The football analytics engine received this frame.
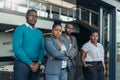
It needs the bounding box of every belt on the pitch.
[86,61,102,64]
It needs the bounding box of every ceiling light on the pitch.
[5,28,14,32]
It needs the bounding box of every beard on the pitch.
[29,22,35,26]
[27,20,37,27]
[66,31,71,35]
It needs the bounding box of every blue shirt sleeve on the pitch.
[12,27,32,66]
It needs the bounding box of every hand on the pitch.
[84,64,92,67]
[50,56,54,61]
[30,62,40,72]
[61,50,66,55]
[104,70,106,75]
[32,62,40,72]
[67,57,70,60]
[30,62,35,70]
[73,48,76,53]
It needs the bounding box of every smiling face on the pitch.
[90,32,99,43]
[26,10,37,28]
[52,25,62,39]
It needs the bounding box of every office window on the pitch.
[0,0,4,8]
[116,11,120,62]
[91,13,99,28]
[29,0,40,10]
[81,8,89,24]
[5,0,12,9]
[52,5,60,19]
[60,15,68,21]
[18,5,27,13]
[14,0,27,12]
[116,10,120,80]
[39,3,49,17]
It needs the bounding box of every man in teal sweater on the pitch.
[12,9,45,80]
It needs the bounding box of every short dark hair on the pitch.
[26,9,37,16]
[90,30,98,36]
[66,22,73,25]
[65,22,73,28]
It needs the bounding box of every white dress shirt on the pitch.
[25,23,36,30]
[61,44,67,68]
[69,44,72,49]
[82,41,104,62]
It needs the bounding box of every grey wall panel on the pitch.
[0,32,14,57]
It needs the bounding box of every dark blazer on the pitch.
[45,36,75,75]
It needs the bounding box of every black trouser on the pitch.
[83,61,105,80]
[14,60,40,80]
[67,65,75,80]
[67,59,76,80]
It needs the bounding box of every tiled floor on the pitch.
[0,65,45,80]
[1,62,120,80]
[0,71,13,80]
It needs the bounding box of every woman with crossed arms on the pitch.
[45,22,76,80]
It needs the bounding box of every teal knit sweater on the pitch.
[12,24,45,66]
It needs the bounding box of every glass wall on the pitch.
[91,13,98,29]
[81,8,89,24]
[0,0,4,8]
[15,0,28,13]
[76,6,99,29]
[116,10,120,80]
[0,0,99,27]
[102,10,110,80]
[0,0,76,21]
[99,7,112,80]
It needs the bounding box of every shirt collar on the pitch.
[25,23,36,30]
[89,40,98,47]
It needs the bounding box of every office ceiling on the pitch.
[0,23,16,32]
[0,23,51,33]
